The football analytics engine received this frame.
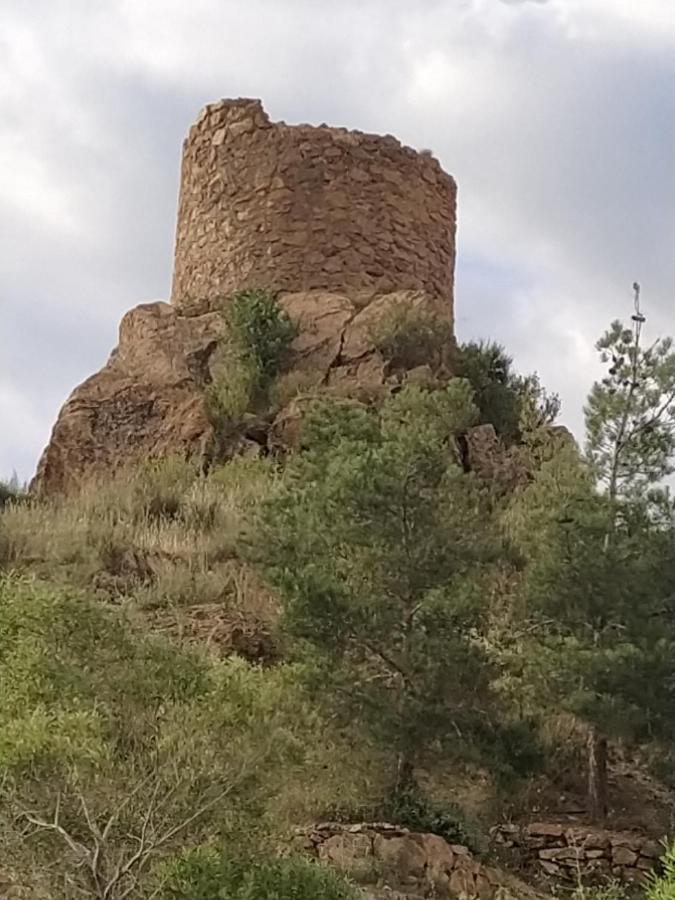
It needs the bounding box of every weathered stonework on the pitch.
[492,822,663,887]
[293,823,549,900]
[171,98,456,314]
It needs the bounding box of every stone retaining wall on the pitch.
[492,822,663,886]
[293,823,544,900]
[171,99,456,313]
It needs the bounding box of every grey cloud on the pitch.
[1,0,673,479]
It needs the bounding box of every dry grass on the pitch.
[268,369,324,412]
[0,456,280,654]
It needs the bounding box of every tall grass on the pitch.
[0,456,280,650]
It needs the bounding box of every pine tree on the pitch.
[252,383,507,786]
[583,285,675,816]
[509,287,675,820]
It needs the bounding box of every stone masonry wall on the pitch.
[170,99,456,313]
[493,822,663,887]
[293,823,546,900]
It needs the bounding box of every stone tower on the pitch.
[34,100,459,495]
[170,98,457,314]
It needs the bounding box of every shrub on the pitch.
[456,340,560,442]
[572,882,630,900]
[368,303,453,370]
[648,843,675,900]
[158,849,360,900]
[133,455,200,524]
[382,783,484,855]
[207,289,297,432]
[0,576,313,897]
[0,482,15,508]
[0,475,25,509]
[207,354,258,426]
[227,289,298,391]
[269,369,323,411]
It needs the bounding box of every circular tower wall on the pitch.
[170,98,457,312]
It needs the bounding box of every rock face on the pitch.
[171,99,456,313]
[32,303,222,495]
[33,291,452,494]
[293,823,549,900]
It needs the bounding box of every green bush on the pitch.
[382,783,484,854]
[456,340,559,442]
[648,843,675,900]
[158,849,360,900]
[572,881,630,900]
[227,289,297,391]
[368,303,453,370]
[207,355,258,426]
[208,289,297,432]
[0,476,24,509]
[0,575,313,897]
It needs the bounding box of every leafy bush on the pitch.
[227,289,298,391]
[382,783,484,854]
[456,340,559,442]
[0,576,311,897]
[207,354,258,425]
[207,289,297,432]
[158,849,360,900]
[368,303,453,370]
[0,475,25,509]
[269,368,323,411]
[648,843,675,900]
[0,482,15,508]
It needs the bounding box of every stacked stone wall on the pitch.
[170,99,456,312]
[293,823,544,900]
[493,822,662,887]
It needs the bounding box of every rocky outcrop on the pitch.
[33,97,459,493]
[32,303,223,495]
[34,290,452,493]
[270,288,453,450]
[463,424,530,490]
[293,823,549,900]
[492,822,663,886]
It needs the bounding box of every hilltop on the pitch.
[0,100,673,900]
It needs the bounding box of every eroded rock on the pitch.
[33,303,223,495]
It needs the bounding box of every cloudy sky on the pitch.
[1,0,673,480]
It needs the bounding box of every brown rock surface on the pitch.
[295,823,551,900]
[32,303,223,495]
[464,423,529,490]
[34,288,454,492]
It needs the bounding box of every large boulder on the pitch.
[32,303,223,495]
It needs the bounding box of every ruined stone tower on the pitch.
[35,99,459,494]
[171,98,457,315]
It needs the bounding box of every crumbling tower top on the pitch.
[170,98,457,313]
